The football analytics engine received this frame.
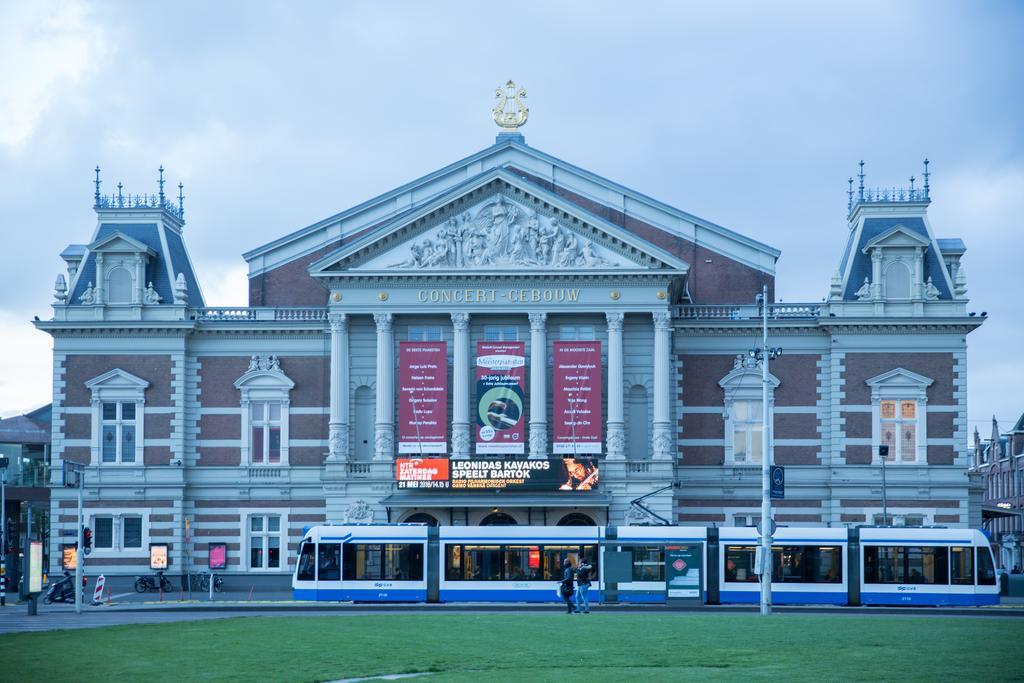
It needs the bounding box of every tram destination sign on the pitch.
[395,457,599,492]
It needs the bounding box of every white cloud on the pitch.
[196,261,249,307]
[0,310,53,418]
[0,1,111,152]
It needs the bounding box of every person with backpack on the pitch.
[559,558,576,614]
[574,557,593,613]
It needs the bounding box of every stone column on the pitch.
[651,310,673,460]
[451,312,471,459]
[94,253,105,304]
[528,312,548,459]
[133,255,143,305]
[327,313,349,462]
[373,312,394,461]
[606,312,625,459]
[871,249,883,299]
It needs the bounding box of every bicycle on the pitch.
[188,571,224,592]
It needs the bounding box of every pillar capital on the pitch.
[528,311,547,330]
[373,312,393,332]
[451,312,470,330]
[652,310,672,331]
[328,312,348,333]
[605,311,624,331]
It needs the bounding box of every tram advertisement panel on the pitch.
[475,341,526,454]
[395,457,599,491]
[398,341,448,454]
[552,341,602,454]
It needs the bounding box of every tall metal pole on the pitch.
[75,476,83,614]
[881,449,889,526]
[759,285,773,616]
[1,465,6,607]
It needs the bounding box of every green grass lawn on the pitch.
[2,613,1020,682]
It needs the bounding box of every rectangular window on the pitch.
[977,547,996,585]
[122,517,142,549]
[249,514,281,570]
[408,325,443,342]
[731,400,764,464]
[724,546,759,583]
[317,543,341,581]
[444,544,595,581]
[250,401,284,465]
[559,325,596,341]
[864,546,949,584]
[484,325,519,341]
[100,401,138,464]
[94,517,114,549]
[880,399,918,463]
[631,546,664,581]
[950,546,974,585]
[343,543,424,581]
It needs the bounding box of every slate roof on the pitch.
[68,223,205,307]
[1013,411,1024,434]
[0,413,49,445]
[937,238,966,254]
[841,216,953,300]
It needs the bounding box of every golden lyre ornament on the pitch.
[492,80,528,130]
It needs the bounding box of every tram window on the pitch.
[344,544,423,581]
[905,547,948,584]
[864,546,948,584]
[631,546,664,581]
[951,546,974,585]
[811,546,843,583]
[297,542,316,581]
[505,546,542,580]
[318,543,341,581]
[725,546,759,583]
[977,547,997,585]
[462,545,503,580]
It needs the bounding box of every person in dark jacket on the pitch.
[575,557,593,613]
[559,558,575,613]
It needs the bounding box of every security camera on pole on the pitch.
[750,286,782,617]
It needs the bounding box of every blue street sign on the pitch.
[770,465,784,499]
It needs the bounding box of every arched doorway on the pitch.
[403,512,439,526]
[480,512,518,526]
[556,513,596,526]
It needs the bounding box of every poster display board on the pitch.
[552,341,602,454]
[208,542,227,570]
[665,544,703,604]
[29,541,43,593]
[475,341,526,454]
[398,341,448,454]
[62,544,77,570]
[150,543,169,570]
[395,457,599,491]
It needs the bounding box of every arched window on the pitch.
[627,384,649,460]
[480,512,518,526]
[353,386,374,461]
[106,267,133,304]
[403,512,439,526]
[556,513,596,526]
[885,261,911,299]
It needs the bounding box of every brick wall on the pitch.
[64,355,173,407]
[842,352,955,405]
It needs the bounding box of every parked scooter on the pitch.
[43,571,87,604]
[134,570,173,593]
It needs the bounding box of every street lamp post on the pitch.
[0,455,7,607]
[752,286,782,617]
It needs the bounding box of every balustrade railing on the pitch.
[191,307,327,322]
[248,466,284,479]
[674,303,821,320]
[346,462,372,477]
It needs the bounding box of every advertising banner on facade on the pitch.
[395,456,599,491]
[475,341,526,454]
[552,341,603,454]
[398,341,448,454]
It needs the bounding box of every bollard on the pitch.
[159,586,163,602]
[179,587,184,602]
[107,588,111,607]
[248,586,254,602]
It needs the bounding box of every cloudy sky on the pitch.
[1,1,1021,436]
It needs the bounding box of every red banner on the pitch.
[398,341,448,454]
[552,341,602,454]
[396,458,450,489]
[475,341,526,454]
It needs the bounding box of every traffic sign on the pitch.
[770,465,785,499]
[756,517,777,537]
[92,574,105,604]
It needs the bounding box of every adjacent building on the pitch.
[34,100,984,586]
[973,415,1024,570]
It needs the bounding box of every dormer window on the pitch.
[883,261,911,299]
[107,267,134,304]
[81,231,158,306]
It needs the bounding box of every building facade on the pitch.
[973,415,1024,570]
[36,117,984,586]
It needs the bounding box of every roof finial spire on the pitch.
[857,160,865,201]
[116,181,124,207]
[922,158,930,199]
[847,177,854,212]
[94,166,101,206]
[178,181,185,219]
[158,165,166,204]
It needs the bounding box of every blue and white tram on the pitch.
[292,523,1001,607]
[858,527,999,606]
[293,524,428,602]
[718,526,849,605]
